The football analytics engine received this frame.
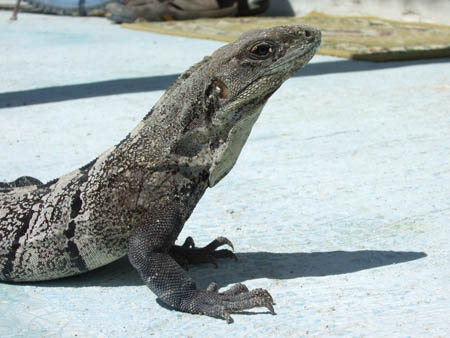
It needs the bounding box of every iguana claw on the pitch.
[213,286,276,323]
[170,236,237,269]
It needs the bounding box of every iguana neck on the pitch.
[89,69,215,219]
[117,67,215,171]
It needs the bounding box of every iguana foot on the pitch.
[170,236,237,269]
[193,283,275,323]
[128,209,280,322]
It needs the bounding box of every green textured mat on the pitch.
[122,12,450,61]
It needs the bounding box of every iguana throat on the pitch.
[208,105,264,187]
[207,25,321,186]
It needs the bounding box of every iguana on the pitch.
[0,25,321,323]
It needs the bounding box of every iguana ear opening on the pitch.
[205,79,229,123]
[213,80,228,99]
[206,79,228,100]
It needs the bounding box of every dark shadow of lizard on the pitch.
[1,58,448,108]
[25,250,426,289]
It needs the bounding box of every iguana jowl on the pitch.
[0,25,321,322]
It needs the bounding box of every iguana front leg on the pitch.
[128,207,274,323]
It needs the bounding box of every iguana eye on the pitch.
[249,42,274,59]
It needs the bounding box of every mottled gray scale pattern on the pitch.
[1,25,321,322]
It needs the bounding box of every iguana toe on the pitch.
[192,286,275,323]
[170,236,237,268]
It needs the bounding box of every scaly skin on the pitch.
[0,25,321,322]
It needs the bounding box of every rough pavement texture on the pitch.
[1,11,449,337]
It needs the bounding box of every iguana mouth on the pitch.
[264,39,321,77]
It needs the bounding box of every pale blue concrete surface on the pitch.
[1,11,450,337]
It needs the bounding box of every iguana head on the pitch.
[207,25,321,127]
[206,25,321,186]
